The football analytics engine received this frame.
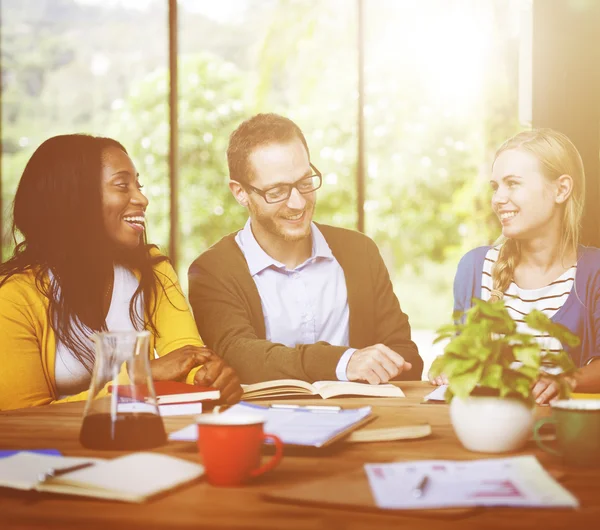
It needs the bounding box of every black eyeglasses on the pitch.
[244,164,322,204]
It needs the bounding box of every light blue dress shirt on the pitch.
[235,219,355,381]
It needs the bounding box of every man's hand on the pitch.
[428,372,449,386]
[346,344,412,384]
[150,345,210,382]
[192,352,243,405]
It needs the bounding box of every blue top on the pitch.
[453,245,600,366]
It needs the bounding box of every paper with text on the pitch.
[365,456,578,509]
[169,402,372,447]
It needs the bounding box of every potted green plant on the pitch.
[430,298,578,453]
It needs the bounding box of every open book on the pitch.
[241,379,404,400]
[0,451,204,503]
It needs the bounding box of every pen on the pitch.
[412,474,430,498]
[270,404,342,413]
[38,462,95,483]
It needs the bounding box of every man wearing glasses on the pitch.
[188,113,422,385]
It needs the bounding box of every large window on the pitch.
[1,0,169,254]
[1,0,533,375]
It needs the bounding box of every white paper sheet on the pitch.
[364,456,578,509]
[116,402,203,416]
[168,402,372,447]
[423,385,448,402]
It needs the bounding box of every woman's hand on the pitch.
[192,351,243,405]
[428,371,449,386]
[531,377,560,405]
[532,375,576,405]
[150,345,210,382]
[150,346,243,404]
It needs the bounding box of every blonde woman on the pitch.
[431,129,600,404]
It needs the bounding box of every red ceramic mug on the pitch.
[196,414,283,487]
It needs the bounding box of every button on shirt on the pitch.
[235,220,355,381]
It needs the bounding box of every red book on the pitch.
[109,381,220,404]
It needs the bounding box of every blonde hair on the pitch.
[489,128,586,302]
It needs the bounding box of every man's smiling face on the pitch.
[245,138,316,243]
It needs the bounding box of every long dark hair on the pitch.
[0,134,167,371]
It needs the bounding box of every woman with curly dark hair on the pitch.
[0,134,242,410]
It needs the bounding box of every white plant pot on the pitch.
[450,396,534,453]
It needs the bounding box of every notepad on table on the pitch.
[241,379,404,400]
[169,402,374,448]
[0,451,204,503]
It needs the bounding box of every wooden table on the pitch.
[0,382,598,529]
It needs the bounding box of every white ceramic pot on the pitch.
[450,396,534,453]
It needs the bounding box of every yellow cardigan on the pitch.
[0,253,203,410]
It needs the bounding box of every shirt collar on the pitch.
[238,219,334,276]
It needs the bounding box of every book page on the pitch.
[241,379,316,397]
[312,381,405,399]
[43,452,204,502]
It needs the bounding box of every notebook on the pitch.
[0,451,204,503]
[110,381,220,404]
[169,402,375,448]
[241,379,404,400]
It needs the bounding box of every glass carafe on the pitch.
[79,330,167,450]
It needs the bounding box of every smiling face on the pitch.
[243,138,316,244]
[490,149,564,241]
[101,146,148,249]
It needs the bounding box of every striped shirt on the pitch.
[481,246,577,354]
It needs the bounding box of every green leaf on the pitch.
[514,345,541,368]
[479,364,503,389]
[428,356,446,378]
[449,365,484,399]
[443,338,471,359]
[515,365,538,381]
[524,311,581,348]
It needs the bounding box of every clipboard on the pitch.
[263,467,476,518]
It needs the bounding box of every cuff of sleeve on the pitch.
[335,348,357,381]
[185,365,204,385]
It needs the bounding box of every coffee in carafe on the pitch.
[79,331,166,450]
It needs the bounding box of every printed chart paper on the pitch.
[365,456,578,509]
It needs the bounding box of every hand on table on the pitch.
[150,345,242,404]
[192,351,243,405]
[532,375,576,405]
[346,344,412,385]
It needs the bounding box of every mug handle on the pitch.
[249,433,284,478]
[533,417,562,457]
